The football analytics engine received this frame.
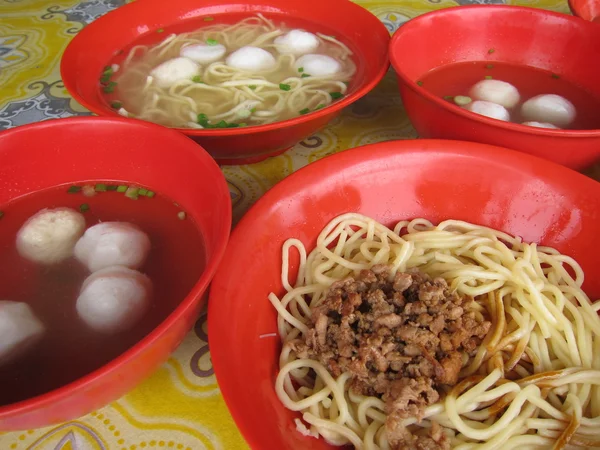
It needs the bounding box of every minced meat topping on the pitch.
[289,265,492,450]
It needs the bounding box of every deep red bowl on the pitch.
[208,139,600,450]
[60,0,390,165]
[0,117,231,431]
[569,0,600,21]
[389,5,600,170]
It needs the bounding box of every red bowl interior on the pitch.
[389,5,600,170]
[569,0,600,21]
[60,0,390,165]
[0,117,231,431]
[208,139,600,450]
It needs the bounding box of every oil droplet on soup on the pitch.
[0,183,205,406]
[419,61,600,130]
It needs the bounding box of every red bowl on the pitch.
[389,5,600,170]
[569,0,600,21]
[0,117,231,431]
[208,139,600,450]
[60,0,390,165]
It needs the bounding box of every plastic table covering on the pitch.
[0,0,598,448]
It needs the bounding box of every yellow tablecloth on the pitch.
[0,0,598,448]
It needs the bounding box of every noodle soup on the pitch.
[0,183,204,406]
[101,13,357,129]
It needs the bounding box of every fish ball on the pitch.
[522,121,560,129]
[74,222,151,273]
[469,79,520,108]
[16,207,86,265]
[180,43,226,64]
[76,266,152,333]
[150,57,200,88]
[0,301,45,366]
[465,100,511,122]
[294,54,341,76]
[521,94,576,127]
[225,47,276,71]
[274,29,320,55]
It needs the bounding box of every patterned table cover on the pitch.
[0,0,598,448]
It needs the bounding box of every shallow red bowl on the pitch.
[208,139,600,450]
[389,5,600,170]
[0,117,231,431]
[60,0,390,165]
[569,0,600,21]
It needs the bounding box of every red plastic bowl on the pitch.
[60,0,390,165]
[569,0,600,21]
[0,117,231,431]
[208,139,600,450]
[389,5,600,170]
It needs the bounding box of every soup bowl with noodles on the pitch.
[60,0,390,165]
[208,139,600,449]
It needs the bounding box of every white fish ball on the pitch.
[294,54,342,77]
[74,222,151,273]
[522,121,560,129]
[150,57,200,88]
[76,266,152,333]
[0,301,45,367]
[225,46,276,71]
[469,79,520,108]
[16,207,86,265]
[274,29,320,55]
[521,94,576,127]
[180,43,226,64]
[465,100,511,122]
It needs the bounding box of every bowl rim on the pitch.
[389,4,600,137]
[60,0,391,136]
[208,137,600,449]
[0,116,232,421]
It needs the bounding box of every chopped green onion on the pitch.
[299,108,310,115]
[485,75,493,80]
[301,73,310,78]
[248,85,257,90]
[138,188,149,196]
[116,185,128,193]
[443,95,454,101]
[343,81,350,86]
[315,104,325,110]
[238,123,247,127]
[178,211,187,220]
[298,67,304,73]
[95,183,107,192]
[107,185,118,191]
[488,48,495,54]
[416,80,423,86]
[103,66,113,74]
[67,185,82,194]
[454,95,472,106]
[103,81,117,93]
[192,75,202,83]
[110,101,122,109]
[146,190,156,198]
[330,92,343,99]
[485,64,494,69]
[250,107,256,113]
[279,83,291,91]
[125,187,139,200]
[157,28,164,33]
[206,38,219,46]
[551,73,560,79]
[100,73,111,83]
[79,203,90,213]
[204,16,214,21]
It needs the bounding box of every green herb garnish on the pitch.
[192,75,202,83]
[330,92,344,99]
[279,83,291,91]
[298,67,304,73]
[138,188,149,196]
[95,183,107,192]
[301,73,310,78]
[485,64,494,69]
[79,203,90,213]
[551,73,560,79]
[67,185,82,194]
[416,80,423,86]
[443,95,454,101]
[454,95,472,106]
[315,104,325,110]
[125,187,139,200]
[116,185,128,193]
[146,190,156,198]
[157,28,164,33]
[250,108,256,113]
[206,38,219,46]
[299,108,310,115]
[485,75,493,80]
[204,16,214,21]
[249,85,257,90]
[103,81,117,93]
[107,185,118,191]
[100,73,111,83]
[238,123,247,127]
[110,101,122,109]
[488,48,495,54]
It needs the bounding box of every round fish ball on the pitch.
[469,79,520,108]
[74,222,151,273]
[76,266,152,333]
[0,301,45,367]
[16,207,86,265]
[294,54,342,77]
[225,46,276,71]
[465,100,511,122]
[180,43,226,64]
[521,94,576,127]
[522,121,560,129]
[274,29,319,55]
[150,57,200,88]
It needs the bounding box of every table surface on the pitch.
[0,0,598,448]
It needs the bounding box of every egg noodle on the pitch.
[113,14,356,128]
[269,213,600,449]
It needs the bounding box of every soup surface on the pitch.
[0,183,204,406]
[419,61,600,130]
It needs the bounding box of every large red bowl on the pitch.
[61,0,390,165]
[0,117,231,431]
[208,139,600,450]
[569,0,600,21]
[389,5,600,170]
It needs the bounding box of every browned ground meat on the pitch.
[290,265,492,450]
